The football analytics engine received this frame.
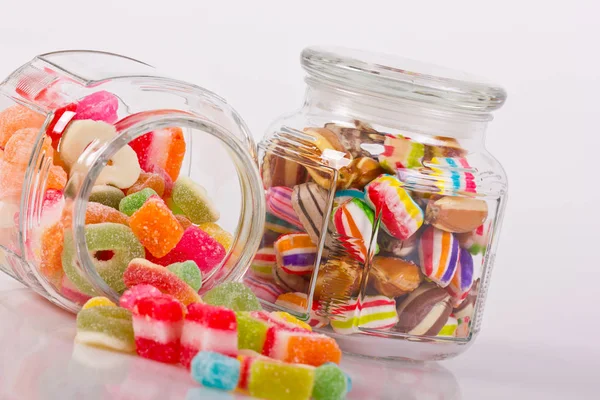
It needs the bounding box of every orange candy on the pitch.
[126,172,165,197]
[0,159,26,200]
[129,197,184,258]
[283,333,342,366]
[175,214,193,230]
[86,202,129,226]
[39,222,65,286]
[0,105,46,149]
[163,127,186,182]
[4,128,53,165]
[47,165,67,191]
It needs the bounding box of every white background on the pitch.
[0,0,598,391]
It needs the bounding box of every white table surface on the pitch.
[0,276,595,400]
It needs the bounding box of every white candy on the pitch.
[60,120,140,189]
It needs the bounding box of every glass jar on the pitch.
[246,46,508,360]
[0,51,265,313]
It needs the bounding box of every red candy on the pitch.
[119,284,162,311]
[129,127,186,182]
[73,91,119,124]
[46,103,77,148]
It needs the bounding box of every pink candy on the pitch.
[73,91,119,124]
[119,284,162,311]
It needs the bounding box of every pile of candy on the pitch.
[250,121,490,339]
[75,275,352,400]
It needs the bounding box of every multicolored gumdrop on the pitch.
[264,329,342,366]
[118,188,158,216]
[73,91,119,123]
[167,261,202,292]
[129,196,184,258]
[123,258,202,306]
[447,248,475,305]
[266,186,304,229]
[203,282,262,312]
[62,222,145,295]
[274,234,317,276]
[236,312,270,354]
[418,226,460,288]
[76,306,135,353]
[119,284,162,311]
[250,247,276,280]
[0,105,45,149]
[147,225,226,273]
[333,198,378,263]
[126,171,166,197]
[364,174,424,240]
[243,273,285,303]
[198,222,233,251]
[172,176,219,224]
[190,351,240,392]
[275,292,328,328]
[378,135,424,173]
[312,362,349,400]
[89,185,125,210]
[132,294,184,364]
[248,359,315,400]
[180,303,238,368]
[129,127,186,182]
[85,202,129,226]
[82,296,116,310]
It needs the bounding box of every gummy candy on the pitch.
[175,214,193,230]
[147,225,226,273]
[0,159,25,199]
[46,165,67,191]
[86,202,129,226]
[4,127,52,165]
[172,176,219,224]
[76,306,135,353]
[123,258,202,306]
[129,196,184,258]
[203,282,262,312]
[62,222,145,295]
[126,172,165,197]
[132,294,184,364]
[39,222,65,285]
[312,362,349,400]
[248,359,315,400]
[89,185,125,210]
[198,223,233,251]
[180,303,238,368]
[82,296,116,310]
[46,103,77,148]
[73,91,119,123]
[236,312,270,353]
[118,188,158,216]
[167,261,202,292]
[166,197,185,215]
[264,329,341,366]
[129,127,186,181]
[119,284,162,311]
[0,105,45,149]
[190,351,240,392]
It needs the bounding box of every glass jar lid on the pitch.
[301,46,507,113]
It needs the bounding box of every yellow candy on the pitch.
[199,223,233,250]
[272,311,312,331]
[82,296,116,310]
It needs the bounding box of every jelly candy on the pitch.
[418,226,460,287]
[248,358,315,400]
[89,185,125,210]
[0,105,45,149]
[86,202,129,226]
[250,247,276,280]
[175,214,193,230]
[82,296,116,310]
[166,197,185,215]
[180,303,238,368]
[119,284,162,311]
[118,188,158,216]
[0,158,26,199]
[190,351,240,391]
[46,103,77,148]
[447,248,474,305]
[123,258,202,306]
[167,261,202,292]
[73,91,119,123]
[312,362,349,400]
[203,282,262,312]
[236,312,270,353]
[129,127,186,181]
[4,127,52,165]
[274,234,317,276]
[147,226,226,273]
[266,186,304,229]
[264,329,342,366]
[332,198,378,263]
[250,310,308,334]
[76,305,135,353]
[172,176,219,224]
[129,196,184,258]
[46,165,67,191]
[39,222,65,285]
[243,273,284,303]
[132,294,184,364]
[378,135,424,173]
[62,222,145,295]
[198,223,233,251]
[126,171,165,197]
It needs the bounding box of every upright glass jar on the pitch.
[0,51,265,313]
[245,46,508,360]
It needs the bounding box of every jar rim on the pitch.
[301,46,507,114]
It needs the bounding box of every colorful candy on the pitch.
[291,182,335,249]
[396,283,453,336]
[330,296,398,334]
[119,284,162,311]
[428,157,477,194]
[377,230,418,258]
[236,312,270,353]
[457,221,490,255]
[248,358,315,400]
[118,188,158,216]
[0,105,45,149]
[378,135,424,173]
[85,202,129,226]
[274,234,317,276]
[129,127,186,181]
[89,185,125,210]
[333,188,365,206]
[250,247,276,280]
[264,329,342,366]
[365,174,424,240]
[82,296,116,310]
[437,316,458,337]
[425,196,488,233]
[261,148,309,188]
[265,212,301,234]
[243,273,285,303]
[418,226,460,287]
[350,157,385,189]
[203,282,262,312]
[271,311,312,332]
[75,306,135,353]
[190,351,240,391]
[167,260,202,292]
[447,248,475,305]
[368,256,422,298]
[4,127,52,165]
[126,171,166,197]
[172,176,219,224]
[333,198,377,263]
[73,91,119,123]
[275,292,329,328]
[302,127,355,189]
[266,186,304,229]
[312,362,349,400]
[198,222,233,251]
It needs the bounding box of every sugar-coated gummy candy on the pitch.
[126,171,165,197]
[198,223,233,251]
[39,222,65,285]
[4,127,52,165]
[132,294,184,364]
[118,188,158,216]
[46,165,67,191]
[190,351,240,392]
[62,222,145,295]
[129,127,186,181]
[0,159,26,200]
[323,362,352,392]
[248,359,315,400]
[175,214,193,230]
[123,258,202,306]
[147,225,226,273]
[46,103,77,148]
[172,176,219,224]
[203,282,262,312]
[129,196,184,258]
[236,312,270,353]
[0,105,45,149]
[86,202,129,226]
[166,197,185,215]
[75,305,135,353]
[82,296,116,310]
[89,185,125,210]
[312,362,349,400]
[167,261,202,292]
[264,329,342,367]
[73,91,119,123]
[119,284,162,311]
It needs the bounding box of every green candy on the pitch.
[165,197,185,215]
[89,185,125,210]
[236,312,269,353]
[248,359,315,400]
[167,261,202,292]
[62,223,145,295]
[203,282,262,312]
[118,188,158,216]
[312,363,348,400]
[172,176,219,224]
[76,306,135,352]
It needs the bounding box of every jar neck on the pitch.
[302,77,491,141]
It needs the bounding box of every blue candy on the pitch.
[190,351,240,391]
